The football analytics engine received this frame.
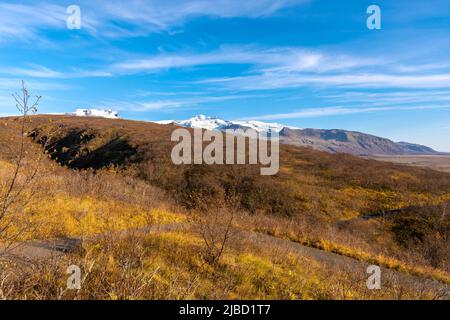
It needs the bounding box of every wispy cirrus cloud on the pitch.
[0,0,308,41]
[201,71,450,90]
[0,64,113,79]
[112,45,450,91]
[0,2,66,41]
[113,46,380,74]
[241,104,450,121]
[2,64,65,78]
[96,94,264,112]
[5,39,450,92]
[4,45,381,81]
[0,78,71,91]
[0,2,98,42]
[85,0,309,37]
[322,90,450,106]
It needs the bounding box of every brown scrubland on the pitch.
[0,113,449,300]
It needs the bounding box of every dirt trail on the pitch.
[1,223,183,261]
[2,222,449,297]
[245,231,448,296]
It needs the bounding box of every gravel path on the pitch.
[2,222,448,298]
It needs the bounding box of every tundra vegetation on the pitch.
[0,85,448,300]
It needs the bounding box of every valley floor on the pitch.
[368,155,450,173]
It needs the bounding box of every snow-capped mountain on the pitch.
[68,109,120,119]
[154,115,439,156]
[155,115,297,133]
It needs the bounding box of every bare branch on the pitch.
[1,81,44,256]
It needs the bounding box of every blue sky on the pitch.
[1,0,450,151]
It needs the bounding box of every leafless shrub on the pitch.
[0,82,42,254]
[0,82,62,256]
[195,207,236,265]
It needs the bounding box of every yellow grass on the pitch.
[5,193,185,241]
[255,226,450,285]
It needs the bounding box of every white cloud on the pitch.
[202,72,450,90]
[101,94,263,112]
[2,65,65,78]
[322,90,450,106]
[0,0,308,41]
[113,46,291,72]
[0,64,113,79]
[0,78,72,96]
[241,104,450,121]
[393,63,450,73]
[112,46,380,75]
[4,43,450,96]
[95,0,307,35]
[0,3,66,41]
[10,45,375,80]
[112,46,450,90]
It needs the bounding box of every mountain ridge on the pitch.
[153,115,440,156]
[155,114,299,133]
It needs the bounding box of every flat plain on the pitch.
[369,155,450,173]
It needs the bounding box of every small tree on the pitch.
[195,206,236,265]
[0,81,42,254]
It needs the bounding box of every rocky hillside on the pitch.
[279,127,439,156]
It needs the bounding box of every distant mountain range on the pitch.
[155,115,440,156]
[155,114,297,133]
[279,127,438,155]
[67,111,439,156]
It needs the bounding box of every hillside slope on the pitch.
[280,127,439,155]
[1,115,449,294]
[1,115,448,217]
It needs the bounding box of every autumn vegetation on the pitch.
[0,96,449,299]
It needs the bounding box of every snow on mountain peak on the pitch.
[232,120,291,133]
[69,109,120,119]
[154,115,299,133]
[179,115,229,130]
